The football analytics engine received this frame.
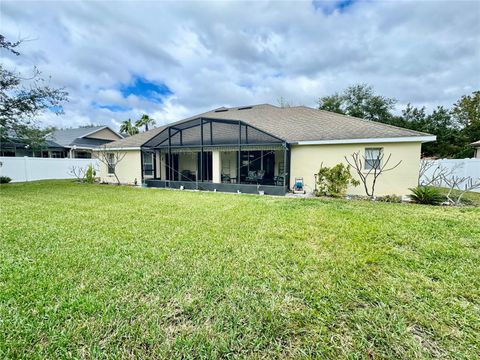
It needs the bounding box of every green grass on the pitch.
[1,181,479,359]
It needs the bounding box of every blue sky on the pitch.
[119,77,172,104]
[93,76,173,112]
[1,0,479,130]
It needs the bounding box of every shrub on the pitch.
[378,194,402,203]
[0,176,12,184]
[409,186,445,205]
[85,164,96,184]
[316,163,360,197]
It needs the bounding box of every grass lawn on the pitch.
[1,181,479,358]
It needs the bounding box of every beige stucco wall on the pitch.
[290,142,422,196]
[98,150,142,185]
[87,128,122,141]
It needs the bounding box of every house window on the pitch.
[107,153,115,174]
[365,148,383,170]
[75,151,92,159]
[142,152,154,177]
[50,151,65,158]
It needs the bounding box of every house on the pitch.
[472,140,480,158]
[1,126,123,158]
[97,104,436,196]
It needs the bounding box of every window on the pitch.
[365,148,382,170]
[75,151,92,159]
[107,153,115,174]
[50,151,65,158]
[142,152,154,177]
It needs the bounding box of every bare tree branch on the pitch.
[69,166,86,182]
[94,146,127,185]
[345,150,402,198]
[442,174,480,205]
[419,160,460,187]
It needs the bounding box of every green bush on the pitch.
[85,164,96,184]
[409,186,445,205]
[0,176,12,184]
[316,163,360,197]
[378,194,402,203]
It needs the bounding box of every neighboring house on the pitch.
[1,126,123,158]
[472,140,480,158]
[97,104,436,196]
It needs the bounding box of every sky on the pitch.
[1,0,479,131]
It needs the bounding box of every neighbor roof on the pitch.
[103,104,434,149]
[47,126,122,148]
[471,140,480,147]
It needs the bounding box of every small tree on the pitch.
[418,160,458,187]
[95,146,126,185]
[443,175,480,205]
[69,165,86,182]
[345,151,402,198]
[316,163,359,197]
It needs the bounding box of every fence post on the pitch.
[24,156,29,182]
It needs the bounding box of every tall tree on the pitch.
[421,106,466,158]
[452,91,480,145]
[119,118,139,136]
[135,114,155,132]
[318,84,480,158]
[0,34,68,147]
[318,84,396,123]
[317,93,343,114]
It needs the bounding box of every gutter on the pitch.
[291,136,436,146]
[92,147,141,151]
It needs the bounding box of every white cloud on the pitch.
[1,0,479,130]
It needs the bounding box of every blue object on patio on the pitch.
[293,177,305,194]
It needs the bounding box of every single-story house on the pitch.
[472,140,480,158]
[1,126,123,158]
[97,104,436,196]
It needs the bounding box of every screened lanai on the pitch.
[141,117,290,195]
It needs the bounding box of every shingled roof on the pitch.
[103,104,433,149]
[47,126,122,148]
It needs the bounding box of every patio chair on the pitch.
[246,170,257,183]
[221,173,231,183]
[256,170,265,183]
[273,174,284,186]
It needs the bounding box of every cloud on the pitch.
[1,0,479,130]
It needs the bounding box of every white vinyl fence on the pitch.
[420,158,480,192]
[0,157,100,182]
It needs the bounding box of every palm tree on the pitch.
[119,119,139,136]
[136,114,156,132]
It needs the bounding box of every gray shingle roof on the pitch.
[103,104,433,148]
[47,126,121,147]
[471,140,480,147]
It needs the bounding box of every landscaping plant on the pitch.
[409,186,445,205]
[85,164,96,184]
[345,150,402,199]
[378,194,402,203]
[0,176,12,183]
[316,163,359,197]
